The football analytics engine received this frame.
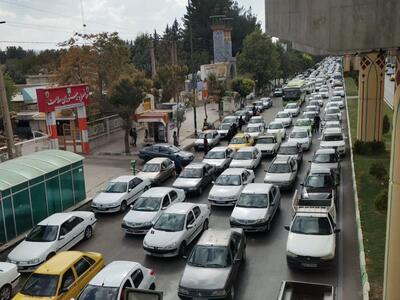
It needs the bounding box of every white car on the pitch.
[230,146,261,170]
[194,130,221,151]
[0,262,20,299]
[230,183,281,232]
[324,102,340,112]
[255,134,281,157]
[264,156,298,190]
[244,124,265,140]
[324,121,342,130]
[304,105,320,114]
[7,212,96,272]
[284,103,300,117]
[330,96,344,109]
[274,111,292,127]
[208,168,255,206]
[319,87,329,98]
[311,93,324,106]
[222,115,239,126]
[217,123,233,139]
[77,261,156,300]
[143,202,211,257]
[137,157,176,185]
[91,176,151,213]
[333,86,345,97]
[122,187,185,235]
[267,121,286,139]
[248,116,265,127]
[288,128,312,151]
[202,146,234,173]
[320,128,346,156]
[309,99,322,108]
[325,107,342,120]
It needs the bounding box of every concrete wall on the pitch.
[265,0,400,54]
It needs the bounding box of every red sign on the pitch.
[36,84,91,113]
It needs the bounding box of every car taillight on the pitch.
[150,269,156,276]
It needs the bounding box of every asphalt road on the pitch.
[384,74,395,108]
[4,92,362,299]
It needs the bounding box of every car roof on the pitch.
[296,118,311,122]
[237,146,257,152]
[250,116,262,120]
[209,146,229,152]
[308,167,332,175]
[247,123,262,128]
[146,157,169,164]
[197,229,235,247]
[165,202,196,214]
[38,212,81,226]
[233,133,246,138]
[89,261,141,287]
[141,187,176,197]
[272,156,291,164]
[270,120,283,125]
[281,141,299,147]
[185,162,207,169]
[36,251,95,275]
[258,134,276,139]
[111,175,136,182]
[292,127,308,132]
[315,148,336,154]
[221,168,247,175]
[323,128,342,134]
[242,183,272,194]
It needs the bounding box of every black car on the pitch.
[172,163,216,195]
[300,168,338,206]
[139,143,194,166]
[178,228,246,300]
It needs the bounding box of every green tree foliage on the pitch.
[108,72,152,153]
[231,76,255,98]
[237,30,279,92]
[277,43,315,80]
[129,34,152,77]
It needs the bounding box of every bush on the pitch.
[369,162,388,180]
[383,115,390,135]
[353,140,385,155]
[375,188,388,212]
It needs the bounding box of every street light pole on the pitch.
[0,66,15,159]
[188,0,197,136]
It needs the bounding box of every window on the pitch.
[132,177,143,186]
[242,172,248,183]
[269,190,274,205]
[60,268,75,293]
[128,180,135,190]
[186,211,195,227]
[193,206,201,218]
[169,190,178,201]
[161,196,170,208]
[229,240,238,260]
[131,269,144,288]
[83,255,95,266]
[74,257,92,277]
[121,280,133,299]
[160,146,170,154]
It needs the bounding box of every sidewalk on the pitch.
[89,102,220,156]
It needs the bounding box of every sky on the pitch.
[0,0,265,50]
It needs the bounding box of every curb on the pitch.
[344,78,370,300]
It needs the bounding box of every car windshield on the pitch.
[168,145,180,153]
[78,285,119,300]
[26,225,59,242]
[199,132,214,139]
[21,274,59,297]
[290,131,308,138]
[132,197,161,212]
[268,163,290,173]
[331,97,341,101]
[305,106,317,112]
[249,118,262,124]
[327,109,340,114]
[295,119,311,126]
[269,123,283,129]
[230,137,246,144]
[189,245,231,268]
[143,163,161,172]
[278,146,298,155]
[222,118,235,124]
[205,151,225,159]
[257,137,275,144]
[325,115,339,121]
[306,174,334,188]
[245,126,261,133]
[153,213,186,232]
[237,193,268,208]
[325,123,340,129]
[313,153,338,163]
[291,216,332,235]
[215,175,241,186]
[276,112,289,118]
[323,134,343,141]
[233,151,253,160]
[104,182,127,193]
[219,124,231,130]
[180,167,202,178]
[234,111,245,116]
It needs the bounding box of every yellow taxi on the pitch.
[228,133,255,150]
[13,251,104,300]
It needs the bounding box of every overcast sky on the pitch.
[0,0,265,50]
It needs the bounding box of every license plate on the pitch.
[302,263,317,268]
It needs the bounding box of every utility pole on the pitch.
[0,66,16,159]
[188,0,197,136]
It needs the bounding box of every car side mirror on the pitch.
[335,228,341,233]
[60,287,69,294]
[212,180,215,184]
[128,188,132,192]
[59,235,65,240]
[284,225,290,231]
[187,224,194,229]
[161,206,168,210]
[234,257,241,264]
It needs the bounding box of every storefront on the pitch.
[135,111,171,145]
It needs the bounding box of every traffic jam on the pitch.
[1,57,346,300]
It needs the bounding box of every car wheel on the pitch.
[120,201,128,212]
[84,226,93,240]
[179,242,187,257]
[0,284,12,300]
[202,219,209,231]
[149,283,156,290]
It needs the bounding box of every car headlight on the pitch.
[28,258,42,264]
[142,221,153,228]
[230,217,239,223]
[321,253,335,260]
[255,218,268,224]
[178,287,190,295]
[302,190,309,199]
[143,239,150,247]
[164,241,178,250]
[211,289,227,297]
[287,251,298,258]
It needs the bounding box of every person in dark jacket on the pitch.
[226,126,233,142]
[238,116,245,131]
[172,156,182,175]
[232,123,238,136]
[203,136,209,155]
[173,131,179,146]
[130,127,138,147]
[313,115,321,133]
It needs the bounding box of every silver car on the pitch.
[310,148,341,182]
[202,146,234,173]
[137,157,176,185]
[264,156,298,190]
[194,130,221,151]
[173,163,215,195]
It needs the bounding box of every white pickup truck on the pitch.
[285,190,339,269]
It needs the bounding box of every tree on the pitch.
[4,74,17,103]
[129,34,152,77]
[231,76,255,99]
[108,72,152,154]
[207,72,226,118]
[237,30,279,93]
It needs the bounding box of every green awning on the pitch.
[0,150,84,191]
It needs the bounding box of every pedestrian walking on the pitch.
[238,116,244,131]
[173,131,179,146]
[172,156,182,175]
[313,114,321,133]
[252,103,257,116]
[226,126,233,142]
[130,127,138,147]
[203,136,209,155]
